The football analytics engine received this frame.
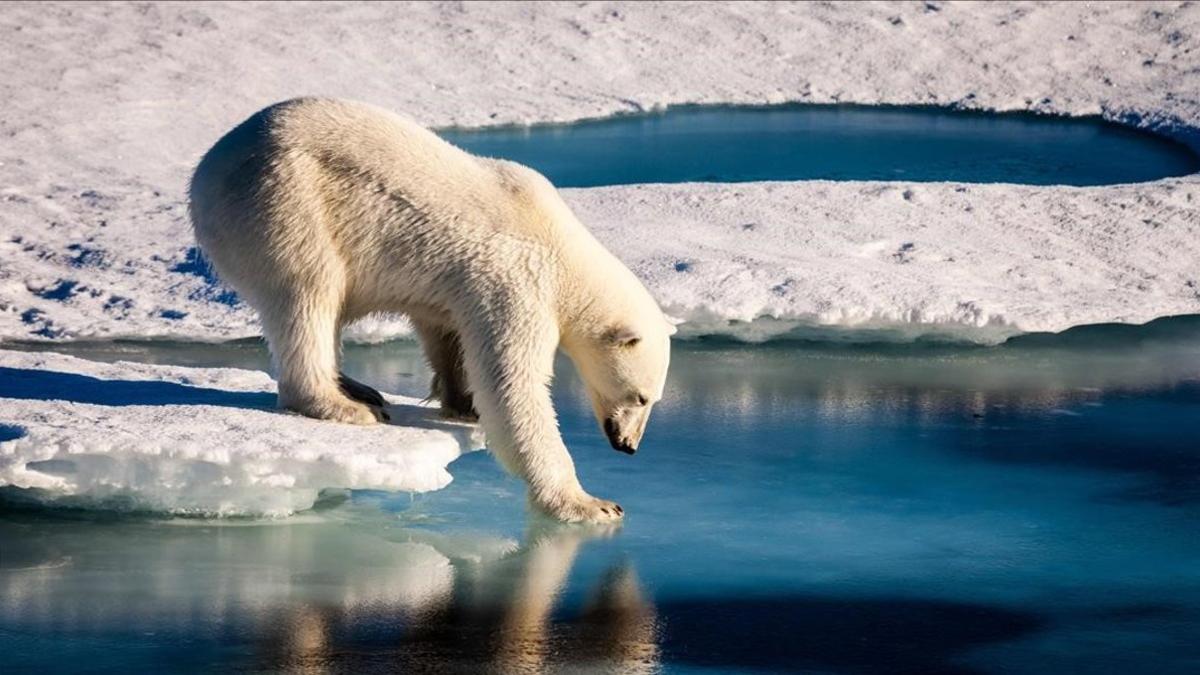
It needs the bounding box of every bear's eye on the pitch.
[636,394,649,406]
[605,326,642,348]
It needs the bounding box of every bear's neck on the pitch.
[555,236,640,353]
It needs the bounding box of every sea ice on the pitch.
[1,2,1198,343]
[0,349,482,516]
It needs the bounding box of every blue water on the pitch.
[3,326,1200,673]
[438,105,1200,187]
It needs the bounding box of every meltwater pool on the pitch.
[3,325,1200,674]
[439,104,1200,187]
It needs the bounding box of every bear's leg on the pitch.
[414,321,478,421]
[456,312,622,523]
[262,288,382,426]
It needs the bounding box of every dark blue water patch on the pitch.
[438,104,1200,187]
[942,382,1200,507]
[653,595,1043,674]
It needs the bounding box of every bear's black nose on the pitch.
[604,418,636,454]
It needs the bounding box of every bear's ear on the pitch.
[664,314,682,336]
[604,325,642,347]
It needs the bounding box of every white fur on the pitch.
[189,98,674,522]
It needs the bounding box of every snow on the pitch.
[1,1,1199,345]
[570,179,1200,341]
[0,349,483,516]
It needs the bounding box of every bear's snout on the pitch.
[604,417,638,455]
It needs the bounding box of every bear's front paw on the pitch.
[535,489,624,523]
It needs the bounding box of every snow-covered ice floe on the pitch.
[2,2,1200,344]
[4,178,1198,346]
[0,349,483,517]
[568,180,1200,342]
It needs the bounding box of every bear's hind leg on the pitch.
[414,321,478,421]
[262,287,382,426]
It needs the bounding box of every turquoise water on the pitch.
[3,325,1200,673]
[438,105,1200,187]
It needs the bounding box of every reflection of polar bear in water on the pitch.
[258,523,658,673]
[189,98,674,522]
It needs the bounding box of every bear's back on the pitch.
[190,97,594,287]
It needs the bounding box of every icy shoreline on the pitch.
[2,1,1200,344]
[0,349,482,516]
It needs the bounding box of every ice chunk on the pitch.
[0,350,482,517]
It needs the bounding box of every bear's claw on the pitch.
[536,490,625,523]
[338,373,390,422]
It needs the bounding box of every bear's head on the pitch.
[570,316,675,455]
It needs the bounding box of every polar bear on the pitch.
[189,98,674,522]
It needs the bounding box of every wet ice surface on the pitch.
[3,327,1200,673]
